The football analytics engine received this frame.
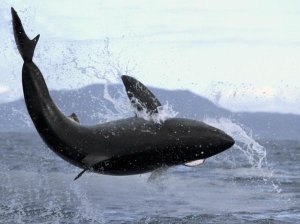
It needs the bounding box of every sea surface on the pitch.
[0,131,299,224]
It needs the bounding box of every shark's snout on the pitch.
[209,129,235,156]
[217,132,235,154]
[224,134,235,149]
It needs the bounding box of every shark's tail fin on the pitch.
[11,7,40,62]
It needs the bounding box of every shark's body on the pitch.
[12,8,234,180]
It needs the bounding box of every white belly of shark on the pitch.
[185,159,205,167]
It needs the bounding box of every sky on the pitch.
[1,0,300,113]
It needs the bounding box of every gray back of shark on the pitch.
[11,8,234,180]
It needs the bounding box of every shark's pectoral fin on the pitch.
[184,159,205,167]
[82,154,109,167]
[121,75,161,114]
[74,169,87,181]
[74,155,109,181]
[68,113,80,123]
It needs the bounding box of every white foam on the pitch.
[134,101,178,124]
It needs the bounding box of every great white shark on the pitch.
[11,8,235,180]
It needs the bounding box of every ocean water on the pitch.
[0,131,299,224]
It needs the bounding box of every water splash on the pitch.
[204,117,267,168]
[135,102,178,124]
[102,86,178,123]
[11,107,32,128]
[101,83,132,122]
[204,117,283,195]
[84,39,178,124]
[70,182,105,223]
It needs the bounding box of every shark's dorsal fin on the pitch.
[121,75,161,114]
[68,113,80,123]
